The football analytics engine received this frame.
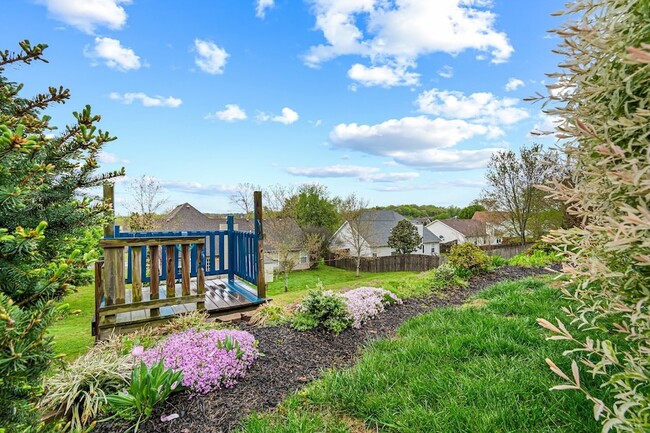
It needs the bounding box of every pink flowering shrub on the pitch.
[341,287,402,329]
[139,329,260,395]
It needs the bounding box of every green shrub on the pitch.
[39,342,131,432]
[537,0,650,430]
[250,303,289,327]
[291,286,351,334]
[104,360,184,433]
[447,243,490,274]
[428,263,468,290]
[489,254,509,268]
[509,250,561,268]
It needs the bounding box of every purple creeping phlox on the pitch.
[138,329,259,395]
[341,287,402,329]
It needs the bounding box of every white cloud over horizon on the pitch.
[98,151,129,164]
[194,39,229,75]
[205,104,248,122]
[39,0,131,33]
[160,179,238,196]
[304,0,513,87]
[285,164,419,182]
[85,37,141,71]
[109,92,182,107]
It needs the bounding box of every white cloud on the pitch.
[285,165,419,182]
[438,65,454,79]
[416,88,528,126]
[194,39,229,75]
[98,151,128,164]
[258,107,299,125]
[109,92,182,108]
[375,178,486,192]
[256,0,274,18]
[205,104,247,122]
[39,0,131,34]
[85,37,141,71]
[505,77,524,91]
[304,0,513,86]
[159,180,238,196]
[348,63,420,87]
[329,116,505,171]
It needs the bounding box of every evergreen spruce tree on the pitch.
[0,41,123,430]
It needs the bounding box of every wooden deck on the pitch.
[96,277,264,337]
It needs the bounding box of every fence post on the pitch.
[150,245,160,317]
[181,244,191,296]
[94,259,103,340]
[196,242,205,310]
[165,245,175,298]
[254,191,266,299]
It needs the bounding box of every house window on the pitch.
[300,254,308,264]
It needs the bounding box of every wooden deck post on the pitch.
[181,244,191,296]
[94,259,103,340]
[103,245,124,323]
[131,247,143,302]
[103,183,115,238]
[196,243,205,310]
[150,245,160,317]
[227,216,235,282]
[254,191,266,299]
[165,245,175,298]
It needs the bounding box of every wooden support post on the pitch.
[181,244,191,296]
[94,259,103,340]
[131,247,142,303]
[103,183,115,238]
[103,246,124,323]
[166,245,175,298]
[196,243,205,310]
[150,245,160,317]
[227,216,235,282]
[254,191,266,299]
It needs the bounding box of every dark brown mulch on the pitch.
[97,266,553,433]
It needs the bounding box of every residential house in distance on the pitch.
[471,211,516,244]
[426,218,495,247]
[330,210,440,258]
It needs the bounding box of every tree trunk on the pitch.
[355,256,361,277]
[284,270,289,292]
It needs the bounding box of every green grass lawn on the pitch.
[49,284,96,360]
[240,277,604,433]
[268,264,416,305]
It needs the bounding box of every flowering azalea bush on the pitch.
[341,287,402,329]
[138,329,260,394]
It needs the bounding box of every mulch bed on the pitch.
[97,266,554,433]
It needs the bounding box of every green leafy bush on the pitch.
[536,1,650,430]
[428,263,468,290]
[39,342,131,432]
[489,254,509,268]
[250,303,289,327]
[447,243,490,274]
[291,285,351,334]
[104,360,184,433]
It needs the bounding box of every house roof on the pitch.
[352,210,440,247]
[152,203,253,232]
[472,211,508,224]
[433,218,487,237]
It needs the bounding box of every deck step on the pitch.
[214,313,243,323]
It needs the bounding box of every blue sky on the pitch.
[2,0,564,214]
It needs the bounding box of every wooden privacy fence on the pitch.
[480,243,532,259]
[327,254,441,273]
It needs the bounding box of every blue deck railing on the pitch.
[111,216,259,287]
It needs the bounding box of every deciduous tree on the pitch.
[127,175,167,231]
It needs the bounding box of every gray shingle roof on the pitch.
[357,210,440,246]
[436,218,487,237]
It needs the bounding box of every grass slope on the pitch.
[48,284,96,360]
[241,278,601,433]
